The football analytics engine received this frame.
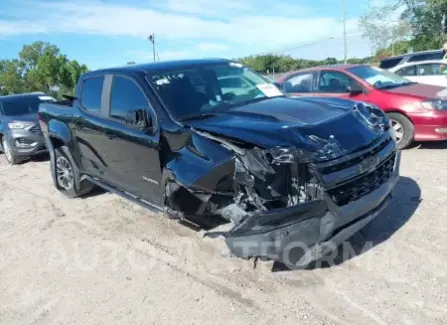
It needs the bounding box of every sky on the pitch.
[0,0,378,69]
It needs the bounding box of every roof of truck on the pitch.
[0,92,46,100]
[85,58,232,76]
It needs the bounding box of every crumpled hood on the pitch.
[184,97,387,157]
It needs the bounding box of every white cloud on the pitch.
[0,20,48,37]
[0,0,369,59]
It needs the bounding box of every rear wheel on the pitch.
[387,113,414,149]
[54,146,93,198]
[2,137,22,165]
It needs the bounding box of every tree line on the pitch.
[0,42,88,97]
[239,0,447,74]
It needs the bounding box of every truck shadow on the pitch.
[272,176,421,272]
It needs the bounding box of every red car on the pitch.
[276,64,447,149]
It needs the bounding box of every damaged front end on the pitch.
[163,102,400,268]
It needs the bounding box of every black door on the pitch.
[73,75,112,179]
[101,75,163,206]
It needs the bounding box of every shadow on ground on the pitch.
[409,141,447,150]
[272,176,421,272]
[81,186,108,199]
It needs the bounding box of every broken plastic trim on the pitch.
[193,128,275,180]
[205,200,327,239]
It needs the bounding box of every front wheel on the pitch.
[54,146,93,198]
[2,137,22,165]
[387,113,414,150]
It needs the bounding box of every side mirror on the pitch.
[347,83,363,96]
[126,109,153,131]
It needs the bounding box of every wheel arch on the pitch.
[385,108,414,123]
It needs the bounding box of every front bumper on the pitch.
[413,110,447,141]
[5,128,47,157]
[224,142,401,268]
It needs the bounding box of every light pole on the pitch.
[148,33,156,62]
[342,0,347,63]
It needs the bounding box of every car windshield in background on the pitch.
[147,62,284,121]
[1,96,55,116]
[348,66,414,90]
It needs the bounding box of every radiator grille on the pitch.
[327,152,396,206]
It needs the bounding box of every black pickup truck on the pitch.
[38,59,400,268]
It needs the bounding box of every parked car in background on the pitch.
[275,64,447,149]
[0,92,56,165]
[38,59,399,268]
[389,60,447,87]
[379,49,445,69]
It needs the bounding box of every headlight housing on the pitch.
[269,147,315,164]
[421,99,447,110]
[7,122,33,129]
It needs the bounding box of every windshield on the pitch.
[147,62,284,121]
[0,95,55,116]
[348,66,413,89]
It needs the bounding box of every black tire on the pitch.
[2,137,22,165]
[54,146,93,198]
[387,113,414,150]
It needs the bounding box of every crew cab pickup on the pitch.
[38,59,400,268]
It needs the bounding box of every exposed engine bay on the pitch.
[164,102,392,226]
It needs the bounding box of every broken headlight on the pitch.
[238,148,275,181]
[269,147,315,164]
[355,102,389,131]
[234,158,255,187]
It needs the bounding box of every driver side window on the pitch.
[317,71,355,93]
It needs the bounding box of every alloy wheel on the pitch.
[56,156,74,190]
[391,119,404,144]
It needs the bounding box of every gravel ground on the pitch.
[0,143,446,325]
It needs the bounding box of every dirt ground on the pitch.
[0,143,446,325]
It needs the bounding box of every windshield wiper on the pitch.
[179,112,219,122]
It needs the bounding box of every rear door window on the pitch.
[416,63,447,76]
[395,65,417,76]
[81,77,105,113]
[283,72,314,93]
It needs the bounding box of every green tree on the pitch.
[0,59,26,95]
[400,0,447,49]
[0,41,89,97]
